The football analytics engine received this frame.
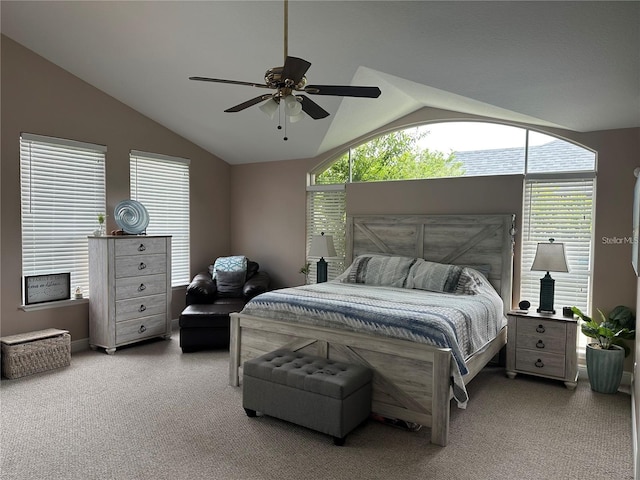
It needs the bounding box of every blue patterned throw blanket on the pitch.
[241,275,506,408]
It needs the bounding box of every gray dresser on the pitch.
[88,235,172,354]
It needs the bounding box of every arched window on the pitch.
[306,121,596,327]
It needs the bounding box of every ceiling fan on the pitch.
[189,0,381,137]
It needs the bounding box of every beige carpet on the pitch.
[0,332,633,480]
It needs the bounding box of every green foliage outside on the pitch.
[316,129,465,184]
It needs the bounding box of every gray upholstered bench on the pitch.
[242,348,373,446]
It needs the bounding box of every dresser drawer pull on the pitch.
[139,305,146,312]
[138,325,147,334]
[138,283,146,292]
[536,340,545,349]
[535,359,544,368]
[138,243,146,252]
[138,262,147,270]
[536,324,546,333]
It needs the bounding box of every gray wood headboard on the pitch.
[345,214,516,313]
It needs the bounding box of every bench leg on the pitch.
[244,408,257,418]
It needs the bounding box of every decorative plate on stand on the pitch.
[114,200,149,235]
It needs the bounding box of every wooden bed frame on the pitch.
[229,214,515,446]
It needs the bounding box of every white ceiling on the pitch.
[1,1,638,165]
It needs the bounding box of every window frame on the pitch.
[129,150,191,287]
[20,133,106,308]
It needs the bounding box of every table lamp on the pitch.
[309,232,336,283]
[531,238,569,314]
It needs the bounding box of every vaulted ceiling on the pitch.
[1,1,638,164]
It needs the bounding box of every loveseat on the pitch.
[179,258,270,352]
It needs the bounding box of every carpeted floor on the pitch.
[0,332,634,480]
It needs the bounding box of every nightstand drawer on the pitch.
[516,317,566,338]
[515,350,565,378]
[516,333,566,354]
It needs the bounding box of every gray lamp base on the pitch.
[537,272,556,314]
[316,258,328,283]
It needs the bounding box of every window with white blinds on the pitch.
[130,151,190,286]
[20,133,106,301]
[305,187,346,283]
[520,177,596,314]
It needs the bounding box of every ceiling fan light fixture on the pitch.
[259,98,279,119]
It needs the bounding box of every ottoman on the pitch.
[242,348,373,445]
[178,304,241,352]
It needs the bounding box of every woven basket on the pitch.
[1,329,71,379]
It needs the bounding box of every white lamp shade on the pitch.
[531,240,569,273]
[309,233,337,258]
[284,95,303,116]
[288,111,304,123]
[259,98,279,119]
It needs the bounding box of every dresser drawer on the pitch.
[515,350,565,378]
[114,237,167,257]
[115,254,167,278]
[115,274,167,300]
[115,294,167,322]
[116,315,167,344]
[517,317,566,338]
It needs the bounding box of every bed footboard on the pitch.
[229,312,455,446]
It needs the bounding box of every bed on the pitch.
[229,214,516,446]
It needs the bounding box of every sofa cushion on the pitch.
[209,255,247,279]
[216,269,246,297]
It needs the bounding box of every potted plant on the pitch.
[299,262,311,285]
[571,305,635,394]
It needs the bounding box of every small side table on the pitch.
[506,310,578,390]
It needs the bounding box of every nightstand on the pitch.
[506,310,578,389]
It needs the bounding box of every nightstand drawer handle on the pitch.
[535,359,544,368]
[138,283,146,292]
[536,324,546,333]
[139,304,146,312]
[138,325,147,334]
[138,262,147,270]
[536,340,545,349]
[138,244,146,252]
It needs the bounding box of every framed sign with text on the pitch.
[24,273,71,305]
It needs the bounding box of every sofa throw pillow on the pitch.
[407,259,463,293]
[216,269,246,298]
[342,254,416,288]
[209,255,247,279]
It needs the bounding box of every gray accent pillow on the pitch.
[343,254,416,288]
[216,269,246,297]
[407,259,463,293]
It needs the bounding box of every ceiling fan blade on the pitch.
[304,85,381,98]
[224,94,273,113]
[298,95,330,119]
[189,77,270,89]
[281,56,312,84]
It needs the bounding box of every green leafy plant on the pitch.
[571,305,635,357]
[97,213,105,225]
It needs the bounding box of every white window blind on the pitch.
[130,151,190,287]
[20,133,106,301]
[520,177,595,315]
[305,187,346,283]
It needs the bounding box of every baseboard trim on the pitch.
[632,373,638,480]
